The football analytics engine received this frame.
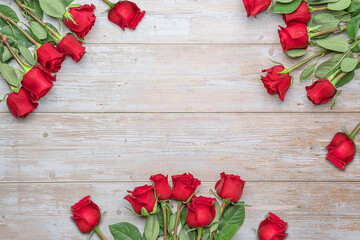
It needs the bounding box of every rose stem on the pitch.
[285,50,327,73]
[310,6,327,13]
[173,201,183,240]
[94,226,107,240]
[330,59,360,85]
[160,202,168,240]
[350,122,360,140]
[196,228,203,240]
[310,25,347,38]
[102,0,115,8]
[209,200,230,240]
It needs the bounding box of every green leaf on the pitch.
[168,212,177,232]
[346,16,360,40]
[1,25,33,48]
[309,0,339,4]
[109,222,142,240]
[63,0,74,7]
[26,0,44,19]
[340,57,358,72]
[285,49,308,58]
[0,5,19,27]
[144,215,160,240]
[180,206,187,226]
[300,64,316,82]
[311,13,340,31]
[276,0,295,3]
[273,0,302,14]
[0,63,19,87]
[317,36,349,52]
[209,201,221,233]
[315,54,343,78]
[29,21,47,40]
[179,228,191,240]
[39,0,66,18]
[328,0,352,11]
[18,45,36,66]
[215,204,245,240]
[336,71,355,87]
[1,46,19,63]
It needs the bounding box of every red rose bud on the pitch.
[326,132,356,170]
[215,172,245,202]
[64,4,96,40]
[278,22,308,52]
[305,78,337,106]
[21,65,55,101]
[243,0,271,17]
[186,196,216,228]
[283,1,311,24]
[171,173,201,202]
[57,34,86,62]
[7,88,38,118]
[71,196,101,233]
[261,65,292,101]
[150,174,172,200]
[124,184,156,215]
[258,212,288,240]
[36,42,66,73]
[108,1,145,30]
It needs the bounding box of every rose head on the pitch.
[278,22,308,52]
[7,88,38,118]
[215,172,245,202]
[261,65,292,101]
[283,1,311,24]
[57,34,86,62]
[186,196,216,228]
[108,1,145,31]
[326,132,356,170]
[64,4,96,40]
[243,0,272,17]
[305,78,337,106]
[71,196,101,233]
[171,173,201,202]
[36,42,66,73]
[150,174,172,200]
[124,184,156,215]
[21,65,55,101]
[258,212,288,240]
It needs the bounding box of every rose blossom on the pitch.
[124,184,156,215]
[150,174,172,200]
[36,42,66,73]
[64,4,96,39]
[172,173,201,202]
[283,1,311,24]
[305,78,337,106]
[326,132,356,170]
[243,0,272,17]
[57,34,86,62]
[71,196,101,233]
[278,22,309,52]
[258,212,288,240]
[215,172,245,202]
[261,65,292,101]
[186,196,216,228]
[108,1,145,30]
[7,88,38,118]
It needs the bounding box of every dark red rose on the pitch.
[150,174,172,200]
[21,65,55,101]
[215,172,245,202]
[283,1,311,24]
[108,1,145,30]
[64,4,96,40]
[36,42,66,73]
[305,78,337,106]
[326,132,356,170]
[261,65,292,101]
[71,196,101,233]
[124,184,156,215]
[258,212,288,240]
[186,196,216,228]
[243,0,272,17]
[57,34,86,62]
[171,173,201,202]
[7,88,38,118]
[278,22,308,52]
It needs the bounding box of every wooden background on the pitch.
[1,0,360,239]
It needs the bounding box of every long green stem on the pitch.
[161,202,168,240]
[350,122,360,140]
[173,201,183,240]
[310,25,346,38]
[286,50,327,73]
[94,226,107,240]
[102,0,115,8]
[310,6,327,13]
[196,228,203,240]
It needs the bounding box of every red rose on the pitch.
[7,88,38,118]
[108,1,145,30]
[261,65,292,101]
[215,172,245,202]
[36,42,66,73]
[326,132,356,170]
[71,196,101,233]
[124,184,156,215]
[243,0,271,17]
[186,196,216,228]
[258,212,288,240]
[57,34,86,62]
[278,22,308,52]
[150,174,172,200]
[64,4,96,40]
[283,1,311,24]
[21,65,55,101]
[171,173,201,202]
[305,78,337,105]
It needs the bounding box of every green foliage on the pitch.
[109,222,142,240]
[273,0,302,14]
[214,204,245,240]
[39,0,66,18]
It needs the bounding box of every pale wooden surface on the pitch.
[0,0,360,239]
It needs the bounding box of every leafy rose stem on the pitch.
[310,25,347,38]
[209,199,230,240]
[350,122,360,140]
[281,50,327,74]
[102,0,115,8]
[160,201,169,240]
[94,226,107,240]
[196,228,203,240]
[173,201,182,240]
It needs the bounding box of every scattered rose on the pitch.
[258,212,288,240]
[150,174,172,200]
[108,1,145,30]
[7,88,38,118]
[71,196,101,233]
[57,34,86,62]
[124,184,156,215]
[172,173,201,202]
[326,132,356,170]
[261,65,292,101]
[215,172,245,202]
[278,22,309,52]
[305,78,337,106]
[64,4,97,40]
[36,42,66,73]
[283,1,311,24]
[243,0,272,17]
[186,196,216,228]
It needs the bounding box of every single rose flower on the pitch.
[57,34,86,62]
[172,173,201,202]
[186,196,216,228]
[108,1,145,30]
[278,22,308,52]
[7,88,38,118]
[64,4,96,39]
[71,196,101,233]
[258,212,288,240]
[215,172,245,202]
[261,65,292,101]
[150,174,172,200]
[36,42,66,73]
[283,1,311,24]
[326,132,356,170]
[124,184,156,215]
[243,0,272,17]
[21,65,55,101]
[305,78,337,106]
